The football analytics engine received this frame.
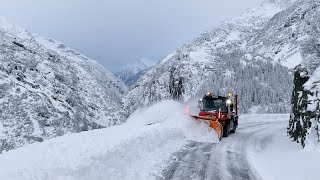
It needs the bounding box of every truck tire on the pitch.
[230,120,236,133]
[223,121,230,137]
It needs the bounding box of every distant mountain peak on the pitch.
[116,58,156,86]
[137,58,156,67]
[122,58,156,74]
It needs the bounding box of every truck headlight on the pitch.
[226,99,232,105]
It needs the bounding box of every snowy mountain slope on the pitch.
[33,35,128,98]
[1,105,318,180]
[0,17,128,152]
[0,101,218,180]
[248,0,320,69]
[123,0,296,114]
[287,0,320,148]
[115,58,156,86]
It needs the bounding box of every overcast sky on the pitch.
[0,0,263,72]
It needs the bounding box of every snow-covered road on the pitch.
[159,113,320,180]
[1,102,318,180]
[159,115,286,180]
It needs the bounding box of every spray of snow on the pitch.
[0,101,218,180]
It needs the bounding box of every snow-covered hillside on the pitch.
[115,58,156,86]
[287,0,320,149]
[124,0,297,114]
[0,17,128,152]
[0,101,217,180]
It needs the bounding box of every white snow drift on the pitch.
[0,101,218,180]
[245,114,320,180]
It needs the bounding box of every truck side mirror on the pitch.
[230,104,234,111]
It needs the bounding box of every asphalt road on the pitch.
[159,120,284,180]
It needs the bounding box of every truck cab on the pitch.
[198,92,238,137]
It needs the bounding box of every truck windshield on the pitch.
[202,99,227,112]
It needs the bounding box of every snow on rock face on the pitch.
[0,101,218,180]
[33,35,128,98]
[289,65,320,148]
[115,58,156,86]
[123,0,295,114]
[248,0,320,68]
[286,0,320,148]
[0,17,128,152]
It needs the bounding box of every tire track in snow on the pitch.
[159,142,213,180]
[160,119,285,180]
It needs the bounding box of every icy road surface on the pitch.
[159,113,320,180]
[159,115,286,180]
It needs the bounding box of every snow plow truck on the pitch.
[191,92,238,140]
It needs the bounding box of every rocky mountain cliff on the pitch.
[123,0,297,114]
[0,17,128,152]
[285,0,320,148]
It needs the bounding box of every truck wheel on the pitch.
[230,120,236,133]
[223,121,230,137]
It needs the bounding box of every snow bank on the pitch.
[249,133,320,180]
[0,101,218,180]
[246,114,320,180]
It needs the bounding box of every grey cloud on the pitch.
[0,0,263,72]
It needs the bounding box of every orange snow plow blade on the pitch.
[191,115,223,140]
